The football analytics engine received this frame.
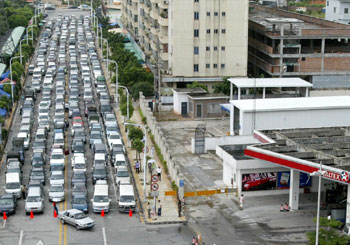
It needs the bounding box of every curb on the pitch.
[144,219,188,225]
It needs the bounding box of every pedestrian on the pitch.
[284,203,290,212]
[157,166,162,181]
[21,185,26,199]
[191,236,196,245]
[157,200,162,216]
[135,161,140,174]
[178,199,182,217]
[239,194,244,210]
[53,202,58,216]
[147,202,151,219]
[280,204,284,212]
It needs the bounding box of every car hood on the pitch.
[72,203,88,210]
[49,192,64,198]
[50,159,64,165]
[77,217,94,225]
[0,204,15,210]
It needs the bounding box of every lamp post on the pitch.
[10,56,22,105]
[119,85,129,121]
[104,59,118,108]
[310,162,326,245]
[20,38,32,64]
[90,0,93,21]
[124,122,147,200]
[99,38,109,78]
[26,25,35,45]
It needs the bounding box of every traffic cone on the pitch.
[3,212,7,220]
[129,209,132,217]
[30,211,34,219]
[101,210,105,217]
[54,210,57,218]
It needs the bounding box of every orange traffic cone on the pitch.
[101,210,105,217]
[30,211,34,219]
[3,212,7,220]
[54,210,57,218]
[129,209,132,217]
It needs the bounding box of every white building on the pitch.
[121,0,248,91]
[325,0,350,24]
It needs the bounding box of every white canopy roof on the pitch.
[228,77,313,89]
[231,96,350,112]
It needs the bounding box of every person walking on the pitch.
[157,166,162,181]
[21,185,26,199]
[135,161,140,174]
[147,202,151,219]
[53,202,59,216]
[178,199,182,217]
[157,200,162,216]
[239,194,245,210]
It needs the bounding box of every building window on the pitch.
[206,46,210,51]
[194,0,199,2]
[221,29,226,34]
[214,12,218,16]
[206,29,211,34]
[221,46,225,51]
[206,64,210,68]
[221,64,225,69]
[334,7,336,13]
[194,46,199,54]
[213,64,218,68]
[208,103,221,114]
[345,8,349,14]
[222,12,226,16]
[207,12,210,16]
[194,64,199,72]
[214,29,218,34]
[327,1,329,6]
[214,46,218,51]
[194,29,199,37]
[194,12,199,20]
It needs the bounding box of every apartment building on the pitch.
[248,5,350,82]
[326,0,350,24]
[121,0,248,91]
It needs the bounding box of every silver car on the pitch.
[58,209,95,230]
[49,184,65,202]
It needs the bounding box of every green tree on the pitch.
[12,61,24,75]
[8,14,27,28]
[120,101,134,119]
[131,82,154,99]
[0,95,10,110]
[131,139,144,160]
[213,77,231,95]
[128,126,144,142]
[187,81,208,92]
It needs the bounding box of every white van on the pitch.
[17,132,30,150]
[115,166,130,186]
[114,154,127,171]
[118,184,136,213]
[91,182,110,213]
[5,173,21,198]
[25,187,44,214]
[33,67,43,77]
[94,153,106,167]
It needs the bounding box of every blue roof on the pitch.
[0,108,7,117]
[0,89,10,98]
[0,70,9,80]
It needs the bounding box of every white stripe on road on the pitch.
[102,227,107,245]
[2,219,6,228]
[18,230,23,245]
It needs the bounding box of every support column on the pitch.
[321,38,325,72]
[263,87,266,99]
[230,104,234,135]
[230,82,233,100]
[289,169,300,210]
[346,185,350,225]
[238,88,241,100]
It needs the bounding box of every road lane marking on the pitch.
[102,227,107,245]
[59,209,62,245]
[18,230,23,245]
[63,110,68,245]
[2,219,6,228]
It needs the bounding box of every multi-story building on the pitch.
[325,0,350,24]
[121,0,248,92]
[248,5,350,82]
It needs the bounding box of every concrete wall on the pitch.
[310,89,350,97]
[326,0,350,24]
[173,91,188,115]
[139,92,183,194]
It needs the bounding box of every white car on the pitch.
[17,132,30,149]
[104,113,118,128]
[50,149,65,169]
[58,209,95,230]
[107,132,122,149]
[73,162,87,173]
[50,172,65,185]
[71,153,85,168]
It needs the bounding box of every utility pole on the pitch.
[154,38,161,113]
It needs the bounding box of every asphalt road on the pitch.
[0,8,193,245]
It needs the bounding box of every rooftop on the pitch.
[231,96,350,112]
[253,127,350,170]
[172,87,207,93]
[220,144,253,160]
[228,77,312,89]
[188,93,229,100]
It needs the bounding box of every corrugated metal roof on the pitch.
[229,77,313,88]
[0,26,25,57]
[0,63,6,77]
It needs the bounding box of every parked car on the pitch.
[0,194,17,215]
[58,209,95,230]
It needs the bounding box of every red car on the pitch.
[72,117,83,127]
[243,173,276,191]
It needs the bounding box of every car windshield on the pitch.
[50,186,64,192]
[75,164,85,169]
[52,154,64,159]
[75,212,87,219]
[32,171,44,176]
[116,161,126,167]
[6,183,20,189]
[94,168,106,174]
[73,197,86,204]
[110,134,120,139]
[74,173,85,179]
[51,175,63,180]
[73,186,86,193]
[91,133,100,139]
[120,195,134,202]
[117,171,129,177]
[27,196,41,202]
[0,199,13,205]
[94,196,109,202]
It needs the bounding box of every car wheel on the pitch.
[61,219,65,224]
[76,225,80,230]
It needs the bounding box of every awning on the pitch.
[0,89,10,98]
[0,108,7,117]
[221,104,231,113]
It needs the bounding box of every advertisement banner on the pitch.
[277,171,312,189]
[242,172,277,191]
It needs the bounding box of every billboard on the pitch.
[277,171,312,189]
[242,172,277,191]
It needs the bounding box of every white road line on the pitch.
[18,230,23,245]
[2,219,6,228]
[102,227,107,245]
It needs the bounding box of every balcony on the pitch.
[151,0,159,3]
[150,9,158,20]
[158,13,168,26]
[159,34,168,44]
[151,26,159,36]
[160,51,168,61]
[158,0,168,9]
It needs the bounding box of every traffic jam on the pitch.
[0,14,136,230]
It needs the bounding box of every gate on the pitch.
[194,124,206,154]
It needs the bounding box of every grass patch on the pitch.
[171,181,178,191]
[138,108,147,124]
[149,133,168,174]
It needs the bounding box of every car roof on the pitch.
[65,209,83,214]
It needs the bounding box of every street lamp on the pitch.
[99,38,109,77]
[310,162,327,245]
[124,122,147,201]
[119,85,129,121]
[20,38,32,64]
[104,59,118,108]
[26,25,35,45]
[90,0,93,21]
[10,56,22,105]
